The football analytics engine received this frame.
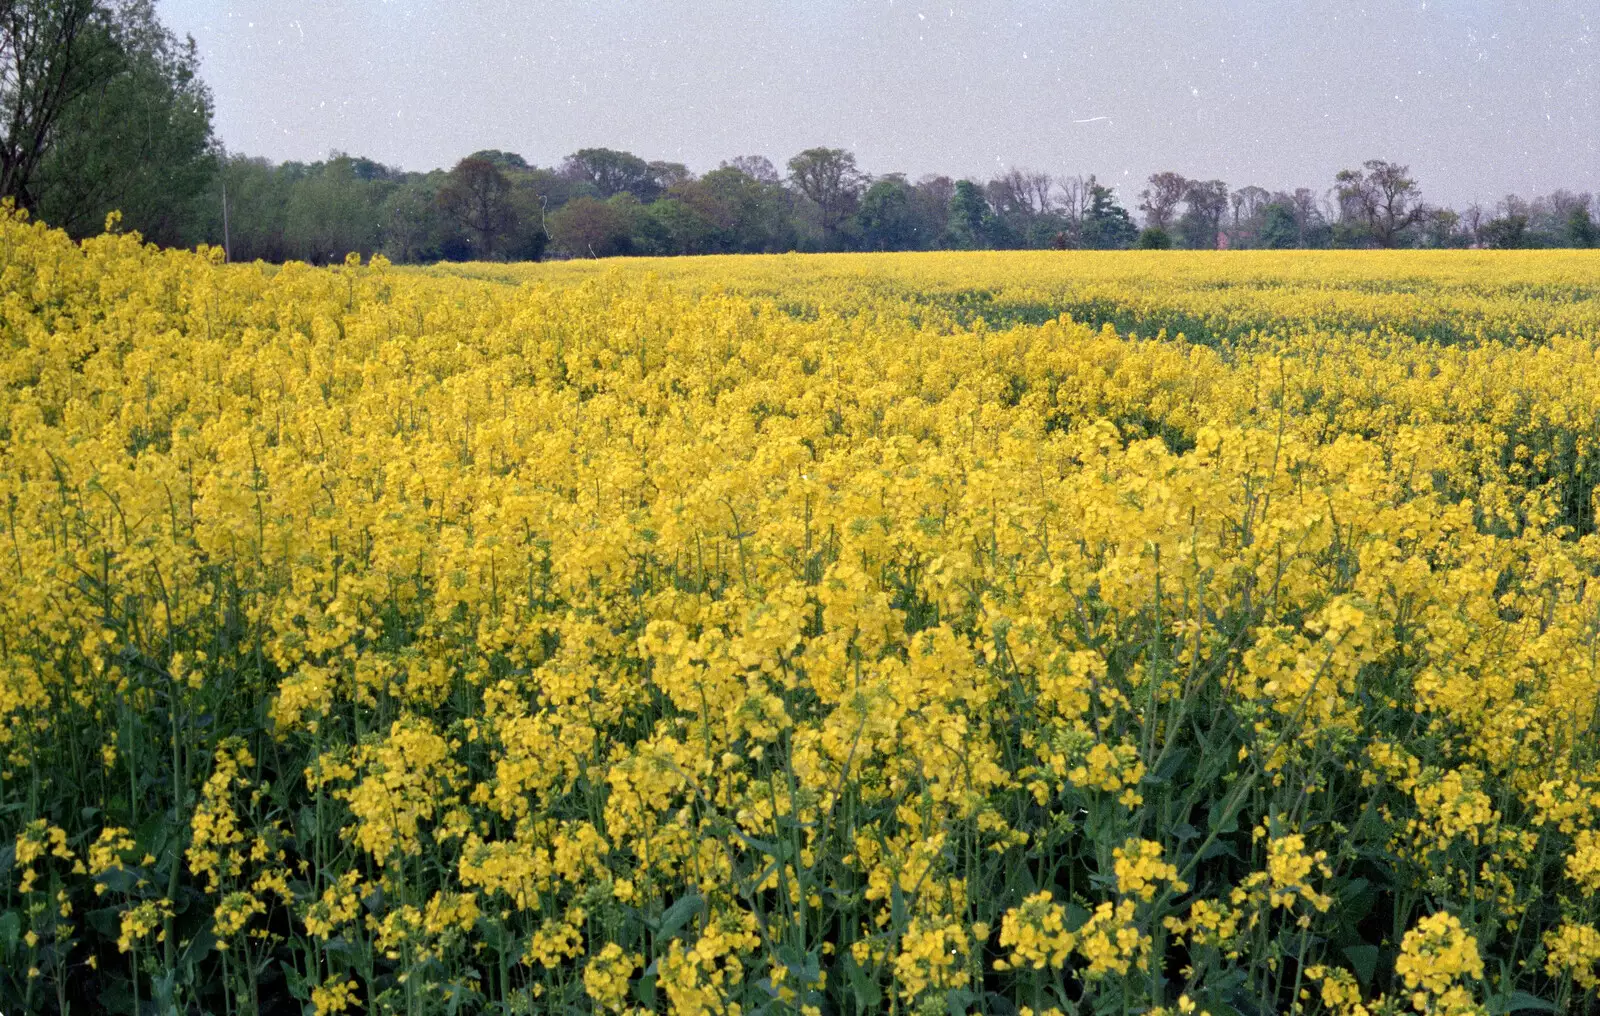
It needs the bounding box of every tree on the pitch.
[786,147,864,244]
[6,0,215,241]
[547,195,633,257]
[1480,214,1529,249]
[642,196,719,255]
[947,179,993,249]
[1230,185,1270,226]
[1138,171,1187,231]
[561,147,657,200]
[467,149,528,172]
[647,160,691,191]
[437,156,515,258]
[1055,174,1097,248]
[723,155,780,185]
[1334,159,1426,248]
[1568,205,1597,248]
[1081,184,1138,249]
[199,153,292,261]
[910,174,955,247]
[284,154,390,263]
[1277,188,1331,247]
[1,0,111,211]
[855,176,917,251]
[1259,202,1300,249]
[1136,227,1172,249]
[682,164,794,253]
[381,177,447,263]
[1421,207,1461,249]
[1177,179,1228,249]
[986,168,1060,248]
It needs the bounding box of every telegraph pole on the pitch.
[221,174,232,263]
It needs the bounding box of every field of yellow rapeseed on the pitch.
[5,205,1600,1016]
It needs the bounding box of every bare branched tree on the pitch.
[1334,159,1427,247]
[1137,171,1187,230]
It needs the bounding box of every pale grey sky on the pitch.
[154,1,1596,209]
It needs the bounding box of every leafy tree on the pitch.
[1480,214,1529,249]
[547,194,633,257]
[0,0,113,211]
[1136,226,1172,249]
[647,160,692,191]
[1421,207,1462,248]
[1334,159,1426,248]
[467,149,529,172]
[501,176,552,261]
[680,165,794,253]
[1081,184,1138,249]
[8,0,215,242]
[561,147,657,200]
[786,147,864,245]
[437,156,516,258]
[1567,205,1597,248]
[1259,202,1300,249]
[284,154,391,263]
[855,176,918,251]
[722,155,780,184]
[202,153,292,262]
[946,179,993,249]
[642,197,720,255]
[380,177,449,263]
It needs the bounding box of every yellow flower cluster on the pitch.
[997,892,1073,970]
[1113,838,1186,902]
[5,207,1600,1013]
[1394,912,1484,1014]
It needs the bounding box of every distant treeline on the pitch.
[189,148,1600,263]
[1,3,1595,263]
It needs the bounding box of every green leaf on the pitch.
[890,884,908,929]
[285,965,312,1002]
[633,971,658,1009]
[96,865,148,896]
[87,906,122,938]
[1065,902,1091,932]
[1150,747,1191,784]
[843,950,882,1008]
[1497,991,1557,1014]
[653,892,704,941]
[178,925,217,966]
[1343,945,1379,987]
[0,910,20,952]
[1206,799,1239,836]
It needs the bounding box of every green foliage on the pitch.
[562,147,659,200]
[1259,203,1301,249]
[1481,215,1530,250]
[17,0,215,244]
[1082,185,1138,249]
[947,179,994,249]
[548,194,635,257]
[1567,206,1597,248]
[856,177,919,251]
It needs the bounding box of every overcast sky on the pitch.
[154,1,1596,210]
